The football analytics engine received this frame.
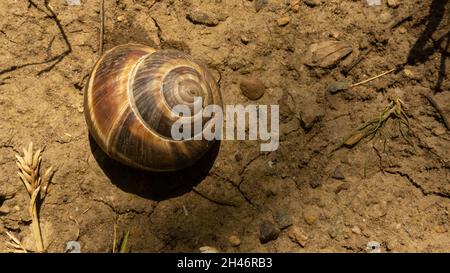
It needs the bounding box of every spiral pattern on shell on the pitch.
[84,44,222,171]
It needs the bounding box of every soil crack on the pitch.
[386,170,450,199]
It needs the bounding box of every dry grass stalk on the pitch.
[15,142,53,253]
[332,98,412,152]
[6,231,28,253]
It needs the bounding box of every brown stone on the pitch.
[240,78,265,100]
[277,16,290,27]
[288,226,308,247]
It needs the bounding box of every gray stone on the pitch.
[327,81,349,94]
[309,179,321,189]
[304,0,321,7]
[255,0,267,12]
[259,221,280,243]
[328,226,339,239]
[274,209,293,230]
[332,165,345,180]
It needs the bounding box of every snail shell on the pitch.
[84,44,222,171]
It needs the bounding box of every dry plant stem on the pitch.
[350,68,396,88]
[113,223,117,253]
[332,99,410,152]
[30,187,44,252]
[16,143,53,253]
[6,231,28,253]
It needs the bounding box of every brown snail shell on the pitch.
[84,44,222,171]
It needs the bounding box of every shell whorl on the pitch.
[84,44,222,171]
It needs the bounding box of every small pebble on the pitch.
[234,152,243,162]
[351,226,362,235]
[332,166,345,180]
[309,179,321,189]
[259,221,280,244]
[20,210,32,223]
[327,81,349,94]
[274,209,293,230]
[240,78,265,100]
[228,235,241,247]
[379,11,392,24]
[386,240,397,251]
[304,0,321,7]
[0,207,10,215]
[328,226,339,239]
[398,26,407,34]
[300,105,324,130]
[240,34,250,45]
[288,226,308,247]
[187,10,219,26]
[255,0,266,12]
[277,16,290,27]
[116,15,126,22]
[290,0,300,12]
[387,0,399,8]
[304,206,320,225]
[403,68,414,78]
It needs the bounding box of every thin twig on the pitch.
[69,216,80,241]
[6,231,28,253]
[113,223,117,253]
[387,13,413,30]
[350,68,396,88]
